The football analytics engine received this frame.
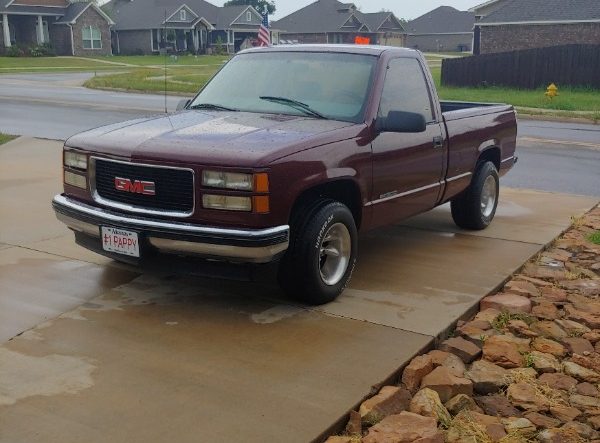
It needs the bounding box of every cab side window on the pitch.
[378,58,435,123]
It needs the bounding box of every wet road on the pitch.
[1,72,598,197]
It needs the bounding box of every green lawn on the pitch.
[97,54,230,66]
[429,67,600,115]
[589,231,600,245]
[0,133,17,145]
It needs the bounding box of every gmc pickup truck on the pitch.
[53,45,517,305]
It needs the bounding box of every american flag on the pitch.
[258,11,270,46]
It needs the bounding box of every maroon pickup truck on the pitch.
[53,45,517,305]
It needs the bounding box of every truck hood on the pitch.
[66,111,363,167]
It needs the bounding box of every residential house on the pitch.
[1,0,114,55]
[273,0,406,47]
[103,0,272,55]
[406,6,474,52]
[470,0,600,54]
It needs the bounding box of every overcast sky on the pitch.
[210,1,482,21]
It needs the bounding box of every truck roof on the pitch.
[240,44,420,57]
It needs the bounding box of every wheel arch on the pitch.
[477,145,501,172]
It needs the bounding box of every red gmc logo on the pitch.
[114,177,156,196]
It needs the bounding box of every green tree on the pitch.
[223,0,276,15]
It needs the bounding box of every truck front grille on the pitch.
[93,158,194,216]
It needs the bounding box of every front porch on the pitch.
[1,13,55,52]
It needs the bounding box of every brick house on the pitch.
[103,0,272,55]
[1,0,114,55]
[406,6,475,53]
[273,0,406,47]
[470,0,600,54]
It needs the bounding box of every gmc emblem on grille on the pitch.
[114,177,156,196]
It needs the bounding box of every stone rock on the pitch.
[466,412,506,442]
[457,324,495,347]
[577,382,600,397]
[545,249,572,262]
[505,280,540,298]
[568,293,600,314]
[538,427,582,443]
[562,337,595,355]
[571,353,600,373]
[583,331,600,344]
[588,415,600,431]
[538,373,578,391]
[420,366,473,403]
[533,338,567,358]
[570,394,600,412]
[494,334,531,352]
[445,394,482,416]
[562,421,597,440]
[501,417,536,433]
[427,350,466,377]
[508,320,538,338]
[409,388,451,424]
[362,412,443,443]
[359,386,412,424]
[549,405,582,423]
[540,287,569,303]
[480,293,532,314]
[465,360,508,395]
[532,321,568,340]
[523,411,561,429]
[533,301,560,320]
[439,336,482,364]
[530,351,561,373]
[555,319,591,335]
[482,336,523,368]
[402,354,434,393]
[516,275,554,288]
[561,279,600,297]
[507,367,538,381]
[563,361,600,383]
[324,437,354,443]
[507,382,549,411]
[523,264,567,281]
[475,394,521,418]
[474,308,501,326]
[345,410,362,436]
[565,305,600,329]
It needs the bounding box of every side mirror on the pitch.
[376,111,427,133]
[177,99,191,111]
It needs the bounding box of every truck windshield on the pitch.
[189,51,378,123]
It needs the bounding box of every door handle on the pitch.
[433,136,444,149]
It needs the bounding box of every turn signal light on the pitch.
[254,173,269,193]
[253,196,270,214]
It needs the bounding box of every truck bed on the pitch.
[441,101,511,120]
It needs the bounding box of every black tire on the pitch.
[451,161,499,230]
[278,200,358,305]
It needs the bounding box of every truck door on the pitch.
[369,57,445,228]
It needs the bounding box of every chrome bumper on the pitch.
[52,194,289,264]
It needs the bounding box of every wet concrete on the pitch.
[0,137,598,443]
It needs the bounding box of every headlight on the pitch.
[203,170,253,191]
[203,195,252,212]
[64,151,87,170]
[64,170,87,189]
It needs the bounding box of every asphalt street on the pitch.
[0,72,598,196]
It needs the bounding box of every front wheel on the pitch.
[451,161,499,230]
[278,200,357,305]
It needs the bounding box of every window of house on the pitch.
[378,58,434,122]
[82,25,102,49]
[246,11,252,21]
[180,9,186,21]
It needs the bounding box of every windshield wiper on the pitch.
[189,103,238,112]
[259,96,327,119]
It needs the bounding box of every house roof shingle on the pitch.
[407,6,474,34]
[479,0,600,24]
[54,2,91,24]
[1,0,113,24]
[273,0,404,34]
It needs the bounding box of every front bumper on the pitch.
[52,194,289,264]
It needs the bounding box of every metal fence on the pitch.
[441,44,600,89]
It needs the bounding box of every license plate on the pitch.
[101,227,140,257]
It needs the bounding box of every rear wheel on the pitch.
[451,161,499,230]
[278,200,357,305]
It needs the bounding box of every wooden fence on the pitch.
[441,44,600,89]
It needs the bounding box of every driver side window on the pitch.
[378,58,435,123]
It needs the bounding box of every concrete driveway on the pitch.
[0,137,597,443]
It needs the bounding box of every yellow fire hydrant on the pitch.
[545,83,559,100]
